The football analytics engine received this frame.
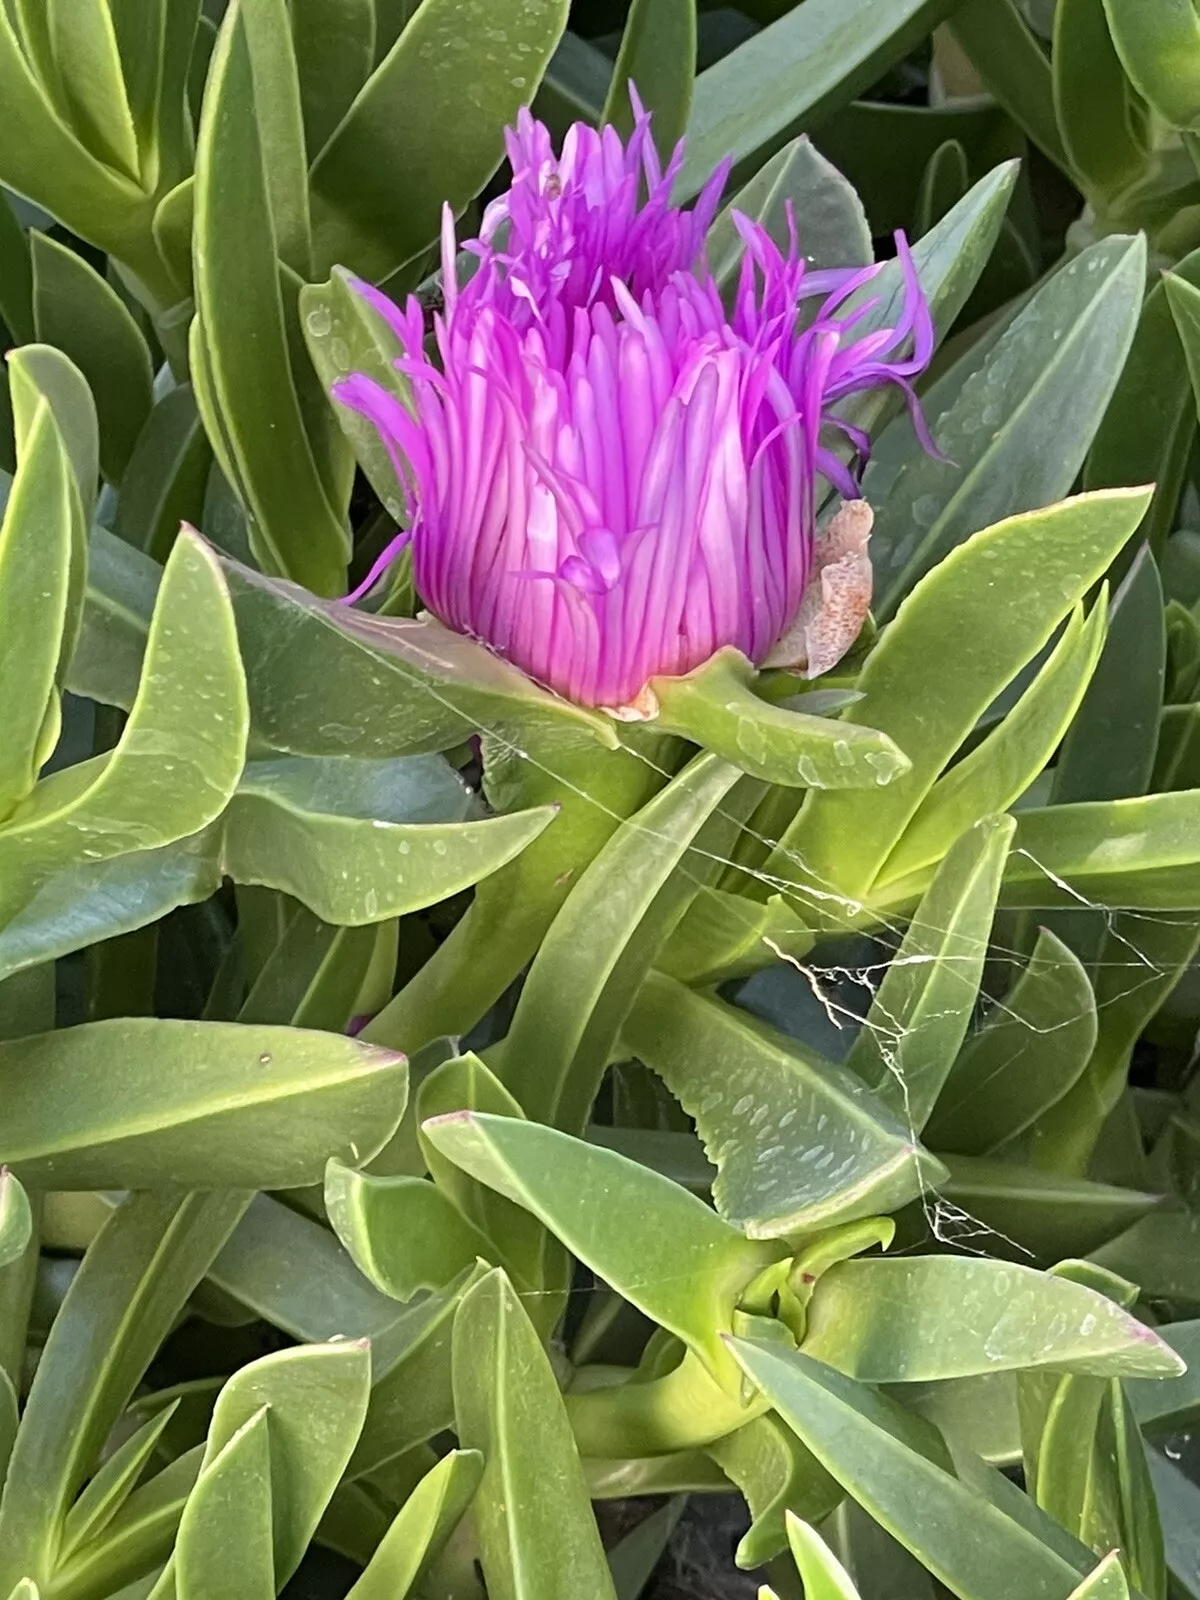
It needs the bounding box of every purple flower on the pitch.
[334,103,933,711]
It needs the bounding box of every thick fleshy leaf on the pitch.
[301,267,410,512]
[678,0,960,199]
[0,1172,31,1271]
[785,1512,862,1599]
[30,232,153,486]
[932,1157,1163,1262]
[655,886,813,986]
[308,0,571,282]
[1128,1320,1200,1433]
[453,1269,618,1600]
[500,753,745,1133]
[198,1343,371,1585]
[346,1450,484,1600]
[948,0,1069,166]
[1053,545,1166,806]
[1101,0,1200,129]
[836,164,1019,447]
[1066,1553,1130,1599]
[113,386,212,563]
[325,1160,491,1300]
[990,790,1200,911]
[708,136,872,289]
[774,489,1152,909]
[174,1411,275,1600]
[1053,0,1144,199]
[59,1403,180,1561]
[0,1018,407,1189]
[222,557,616,757]
[730,1337,1091,1600]
[602,0,694,159]
[192,2,347,595]
[883,601,1106,884]
[623,972,943,1236]
[72,524,159,711]
[222,755,554,925]
[1086,248,1200,555]
[651,651,909,790]
[44,0,140,179]
[0,1192,249,1593]
[708,1413,840,1566]
[291,0,374,154]
[867,234,1145,617]
[844,814,1015,1129]
[925,929,1097,1155]
[0,402,73,818]
[802,1256,1183,1381]
[423,1111,777,1383]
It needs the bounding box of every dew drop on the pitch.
[305,304,332,338]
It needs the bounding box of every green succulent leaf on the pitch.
[679,0,961,199]
[346,1449,484,1600]
[844,813,1015,1129]
[707,136,872,288]
[602,0,695,159]
[730,1336,1092,1600]
[423,1111,777,1384]
[925,928,1097,1156]
[776,488,1152,909]
[0,1018,407,1189]
[802,1255,1184,1381]
[623,972,943,1236]
[30,232,153,487]
[308,0,571,282]
[453,1268,618,1600]
[867,234,1146,618]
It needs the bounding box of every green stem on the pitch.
[566,1350,768,1459]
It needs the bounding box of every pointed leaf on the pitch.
[651,650,909,790]
[868,235,1145,618]
[730,1337,1089,1600]
[60,1403,180,1559]
[0,403,73,817]
[802,1256,1184,1381]
[602,0,695,158]
[0,1192,248,1593]
[925,928,1097,1155]
[678,0,961,200]
[707,136,872,289]
[325,1161,491,1299]
[30,232,153,486]
[200,1342,371,1585]
[500,752,744,1132]
[785,1512,862,1599]
[845,814,1015,1128]
[423,1112,776,1383]
[0,530,248,925]
[309,0,571,282]
[882,599,1107,882]
[346,1449,484,1599]
[624,972,943,1237]
[175,1411,275,1600]
[0,1172,31,1271]
[223,756,555,925]
[453,1269,618,1600]
[1066,1553,1129,1599]
[0,1019,407,1189]
[193,2,347,594]
[776,489,1153,907]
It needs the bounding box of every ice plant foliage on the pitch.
[335,100,934,709]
